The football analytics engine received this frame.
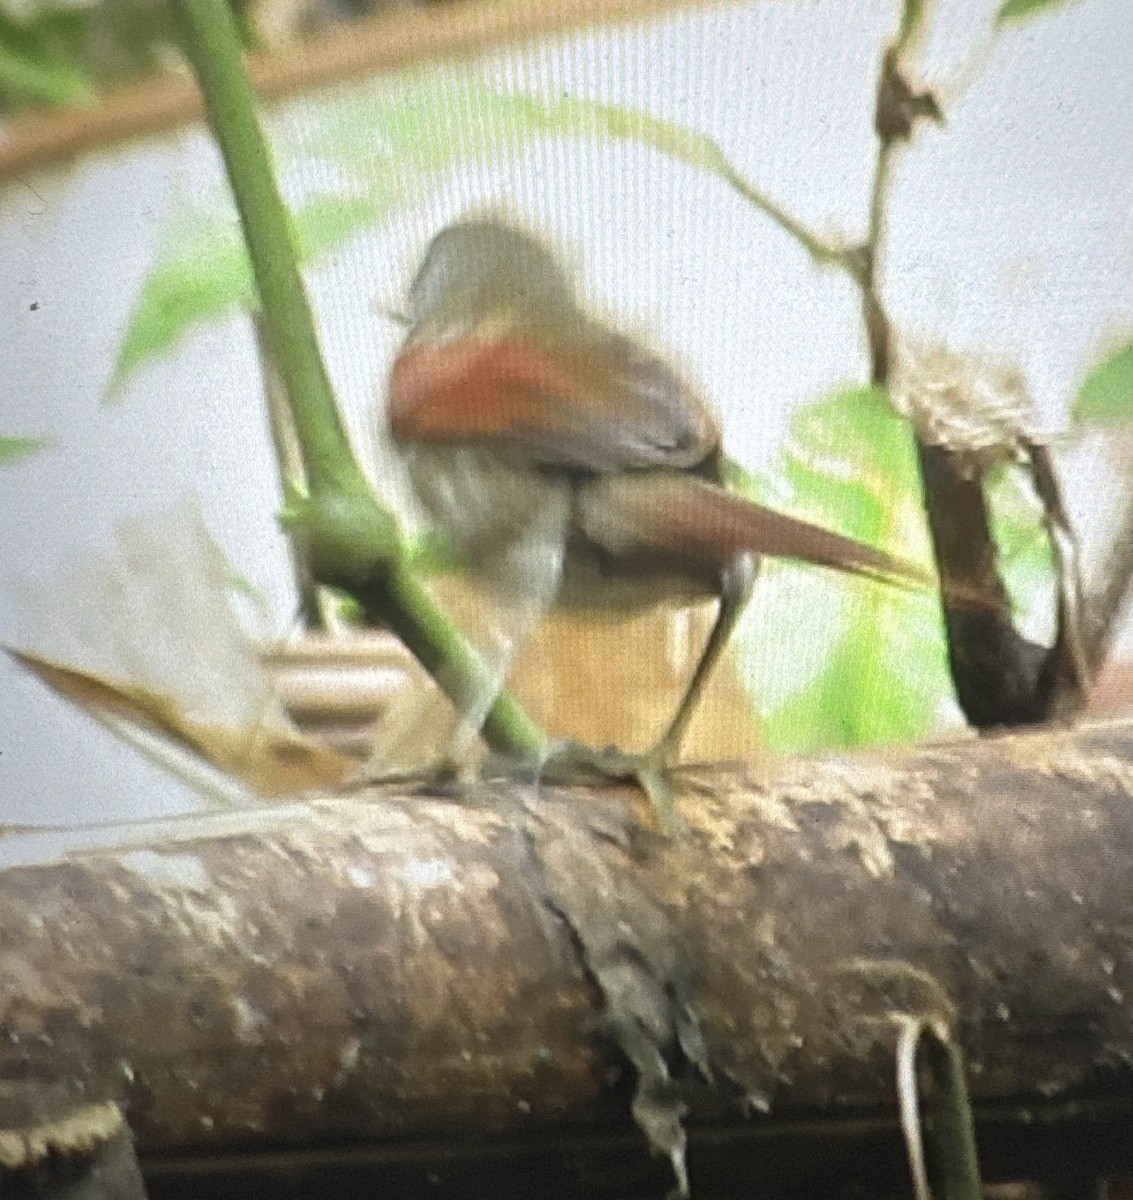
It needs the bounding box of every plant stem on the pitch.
[861,129,898,381]
[252,313,325,630]
[862,6,1086,728]
[718,163,862,278]
[170,0,351,496]
[169,0,546,763]
[921,1034,983,1200]
[370,569,547,755]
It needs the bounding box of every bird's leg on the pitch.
[540,551,758,833]
[451,508,570,746]
[364,512,567,782]
[650,550,759,763]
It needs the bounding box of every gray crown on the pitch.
[406,217,580,331]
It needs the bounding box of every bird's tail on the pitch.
[577,472,933,591]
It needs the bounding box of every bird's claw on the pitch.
[537,739,684,835]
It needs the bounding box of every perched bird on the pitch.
[385,216,927,804]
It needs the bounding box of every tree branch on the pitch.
[3,719,1133,1196]
[860,17,1089,730]
[0,0,712,181]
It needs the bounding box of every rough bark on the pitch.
[3,720,1133,1195]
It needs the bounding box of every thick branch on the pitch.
[3,720,1133,1195]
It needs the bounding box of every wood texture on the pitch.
[2,718,1133,1193]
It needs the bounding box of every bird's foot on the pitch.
[535,738,684,835]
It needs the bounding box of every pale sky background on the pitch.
[1,0,1131,827]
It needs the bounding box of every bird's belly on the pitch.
[557,538,717,612]
[401,444,570,559]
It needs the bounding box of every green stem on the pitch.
[719,163,864,279]
[251,312,325,630]
[168,0,546,763]
[0,39,92,108]
[720,164,864,276]
[169,0,350,495]
[372,567,547,755]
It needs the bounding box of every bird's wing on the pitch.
[387,326,720,473]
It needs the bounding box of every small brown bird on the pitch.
[386,217,926,797]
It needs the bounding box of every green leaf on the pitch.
[758,626,863,751]
[111,192,385,391]
[985,466,1053,579]
[0,14,94,109]
[995,0,1084,27]
[0,435,53,466]
[112,214,255,391]
[978,462,1059,646]
[783,386,923,536]
[756,591,947,753]
[301,84,750,195]
[1071,337,1133,427]
[737,384,951,752]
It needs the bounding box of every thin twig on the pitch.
[862,135,896,381]
[718,163,861,277]
[861,19,937,382]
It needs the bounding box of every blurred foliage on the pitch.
[734,384,1067,751]
[107,65,1122,753]
[0,434,53,464]
[0,0,1094,114]
[996,0,1084,26]
[111,193,386,389]
[1071,336,1133,427]
[0,0,265,112]
[0,0,183,112]
[113,81,830,388]
[733,388,954,751]
[0,9,94,108]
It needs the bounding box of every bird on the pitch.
[384,216,929,821]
